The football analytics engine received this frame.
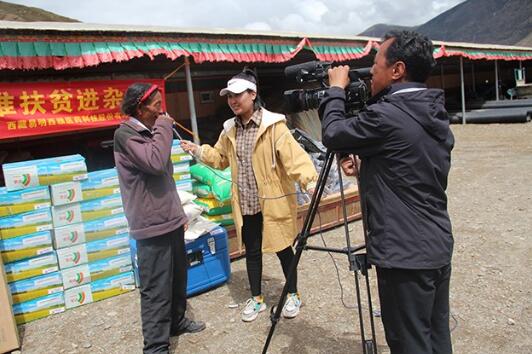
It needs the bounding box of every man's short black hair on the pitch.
[382,31,436,83]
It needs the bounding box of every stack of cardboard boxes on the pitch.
[0,155,88,325]
[171,140,193,192]
[0,157,136,327]
[49,168,135,310]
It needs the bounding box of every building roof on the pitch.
[1,20,531,71]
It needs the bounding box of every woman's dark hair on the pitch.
[382,31,436,83]
[231,67,265,110]
[121,83,159,117]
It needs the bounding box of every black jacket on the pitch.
[319,82,454,269]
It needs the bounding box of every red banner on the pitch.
[0,79,165,140]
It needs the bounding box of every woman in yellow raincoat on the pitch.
[181,68,317,322]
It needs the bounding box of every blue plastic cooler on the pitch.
[185,226,231,295]
[129,226,231,296]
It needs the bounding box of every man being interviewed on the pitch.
[114,83,205,354]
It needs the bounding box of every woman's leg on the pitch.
[276,246,297,294]
[241,213,263,297]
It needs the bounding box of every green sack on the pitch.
[190,164,232,202]
[192,181,214,199]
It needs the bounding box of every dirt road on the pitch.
[16,123,532,354]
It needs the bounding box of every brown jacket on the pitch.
[199,109,317,252]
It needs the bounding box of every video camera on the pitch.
[283,61,371,115]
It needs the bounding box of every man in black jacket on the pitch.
[319,31,454,354]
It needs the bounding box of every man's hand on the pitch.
[328,66,350,90]
[180,140,199,155]
[158,112,175,124]
[340,155,361,177]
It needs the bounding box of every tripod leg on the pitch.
[262,151,335,354]
[337,155,377,354]
[365,271,378,354]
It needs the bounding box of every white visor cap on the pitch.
[219,78,257,96]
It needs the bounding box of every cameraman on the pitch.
[319,31,454,354]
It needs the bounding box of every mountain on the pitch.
[0,0,78,22]
[359,24,416,38]
[358,0,532,46]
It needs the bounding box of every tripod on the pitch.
[262,150,377,354]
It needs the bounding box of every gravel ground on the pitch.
[15,123,532,354]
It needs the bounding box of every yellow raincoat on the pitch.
[198,108,318,253]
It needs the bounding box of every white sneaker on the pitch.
[282,292,302,318]
[241,296,266,322]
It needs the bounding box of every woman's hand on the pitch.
[180,140,199,155]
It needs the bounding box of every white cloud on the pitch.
[244,21,272,31]
[299,0,328,22]
[6,0,466,35]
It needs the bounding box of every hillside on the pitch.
[359,24,416,38]
[0,0,78,22]
[359,0,532,46]
[417,0,531,45]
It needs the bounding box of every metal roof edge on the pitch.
[0,20,530,51]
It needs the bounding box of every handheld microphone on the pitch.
[160,111,183,139]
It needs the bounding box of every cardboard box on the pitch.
[173,162,191,182]
[49,181,83,206]
[52,195,124,227]
[171,141,193,164]
[9,272,63,304]
[64,272,135,309]
[51,203,83,227]
[88,253,132,282]
[0,185,51,217]
[4,253,58,283]
[171,154,193,164]
[53,215,128,249]
[63,283,93,309]
[173,162,190,174]
[0,231,53,263]
[61,264,91,290]
[82,214,129,243]
[53,223,86,249]
[79,195,123,222]
[56,244,89,269]
[0,257,20,353]
[12,292,65,325]
[2,154,87,192]
[80,169,120,202]
[57,240,130,269]
[86,234,129,254]
[175,179,193,192]
[0,209,53,239]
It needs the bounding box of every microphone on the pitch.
[172,125,182,140]
[159,111,183,139]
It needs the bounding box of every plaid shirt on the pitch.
[235,109,262,215]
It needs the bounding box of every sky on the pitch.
[7,0,465,36]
